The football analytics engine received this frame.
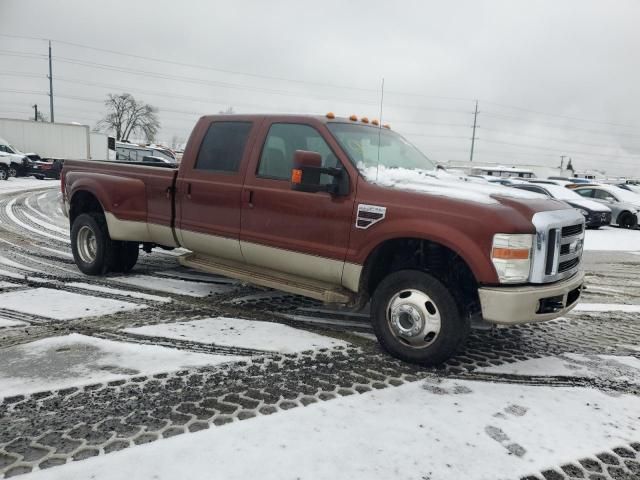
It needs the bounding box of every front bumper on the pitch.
[586,212,611,227]
[478,271,585,325]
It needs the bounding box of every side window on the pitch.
[195,121,252,173]
[594,189,616,202]
[257,123,338,181]
[575,188,593,198]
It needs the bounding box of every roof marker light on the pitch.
[383,123,391,129]
[361,117,369,123]
[326,112,335,119]
[371,119,379,126]
[349,114,358,121]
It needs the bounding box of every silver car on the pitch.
[573,185,639,228]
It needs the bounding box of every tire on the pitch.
[70,212,114,275]
[8,166,17,178]
[111,241,139,273]
[370,270,469,366]
[617,211,637,229]
[0,167,7,181]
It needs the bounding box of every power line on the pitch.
[479,126,640,149]
[479,138,639,159]
[480,99,640,130]
[481,110,640,137]
[2,37,639,133]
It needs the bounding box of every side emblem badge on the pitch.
[356,204,386,229]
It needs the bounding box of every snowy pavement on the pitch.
[0,184,639,480]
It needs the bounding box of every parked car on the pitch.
[62,113,586,366]
[0,137,33,177]
[510,183,611,228]
[573,185,639,229]
[30,159,64,180]
[142,155,176,165]
[548,176,594,184]
[618,184,640,195]
[527,179,573,187]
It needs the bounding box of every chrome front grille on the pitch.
[530,209,585,284]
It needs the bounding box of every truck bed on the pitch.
[63,159,178,245]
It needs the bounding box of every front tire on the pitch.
[8,165,17,177]
[70,213,114,275]
[371,270,469,366]
[0,166,8,181]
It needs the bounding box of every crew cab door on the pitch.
[176,118,259,261]
[240,120,356,285]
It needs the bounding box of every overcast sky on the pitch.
[0,0,638,176]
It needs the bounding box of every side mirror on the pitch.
[290,150,348,195]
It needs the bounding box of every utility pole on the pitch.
[32,104,39,121]
[48,40,54,123]
[469,100,478,162]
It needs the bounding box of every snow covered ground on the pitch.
[0,177,56,195]
[0,333,243,398]
[479,353,640,384]
[0,287,145,320]
[27,378,640,480]
[111,274,237,297]
[123,317,348,353]
[573,303,640,312]
[583,226,640,251]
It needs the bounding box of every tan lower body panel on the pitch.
[105,216,363,293]
[180,252,354,304]
[178,228,243,263]
[240,241,345,286]
[105,213,177,247]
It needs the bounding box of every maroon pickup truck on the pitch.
[62,114,585,365]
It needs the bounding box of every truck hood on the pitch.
[362,165,550,206]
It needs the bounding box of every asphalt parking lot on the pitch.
[0,179,638,480]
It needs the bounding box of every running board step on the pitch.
[178,253,354,304]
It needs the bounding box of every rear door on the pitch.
[176,117,260,262]
[239,119,356,285]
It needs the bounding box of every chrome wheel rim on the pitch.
[76,225,97,263]
[386,289,442,348]
[8,168,16,177]
[0,170,6,180]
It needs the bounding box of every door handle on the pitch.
[187,183,192,199]
[248,190,254,208]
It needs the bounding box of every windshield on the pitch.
[327,123,436,176]
[543,184,582,200]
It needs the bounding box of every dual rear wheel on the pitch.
[71,213,139,275]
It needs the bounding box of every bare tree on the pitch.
[218,106,235,114]
[97,93,160,142]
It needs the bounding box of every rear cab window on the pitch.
[195,121,253,173]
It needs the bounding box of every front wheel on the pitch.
[70,213,114,275]
[371,270,469,366]
[0,166,8,181]
[8,166,17,177]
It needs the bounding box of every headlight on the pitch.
[578,209,589,217]
[491,233,533,284]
